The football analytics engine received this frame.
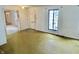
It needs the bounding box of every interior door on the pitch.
[0,7,7,46]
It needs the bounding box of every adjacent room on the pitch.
[0,5,79,54]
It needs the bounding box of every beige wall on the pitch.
[28,5,79,39]
[3,5,79,39]
[28,7,37,29]
[18,7,29,30]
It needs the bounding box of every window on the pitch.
[48,9,59,31]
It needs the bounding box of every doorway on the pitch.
[4,10,20,35]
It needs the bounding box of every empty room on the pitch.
[0,5,79,54]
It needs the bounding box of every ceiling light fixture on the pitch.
[22,6,25,9]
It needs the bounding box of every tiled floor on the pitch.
[0,29,79,54]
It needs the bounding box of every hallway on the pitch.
[0,29,79,54]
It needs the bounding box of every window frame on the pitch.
[48,9,59,31]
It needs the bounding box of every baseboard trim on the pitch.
[24,28,79,40]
